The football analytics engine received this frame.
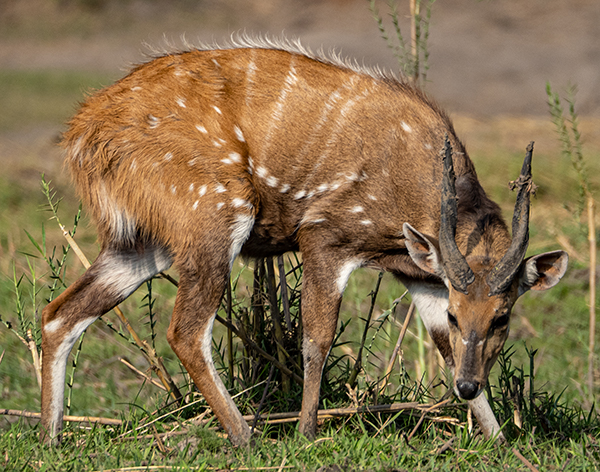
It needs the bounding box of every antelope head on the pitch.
[403,138,568,400]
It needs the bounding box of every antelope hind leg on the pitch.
[166,261,251,446]
[40,244,172,444]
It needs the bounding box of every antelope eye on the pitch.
[491,314,509,330]
[447,312,458,328]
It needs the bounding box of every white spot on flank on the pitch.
[336,259,364,294]
[309,218,326,224]
[188,158,197,166]
[192,200,199,210]
[233,125,245,142]
[217,202,225,210]
[424,143,433,150]
[360,220,372,225]
[198,185,208,197]
[189,183,194,192]
[351,205,364,213]
[401,121,412,133]
[477,340,484,347]
[214,183,227,193]
[368,194,377,201]
[280,183,290,193]
[232,198,253,209]
[228,152,242,163]
[213,105,222,115]
[346,172,358,182]
[196,124,207,134]
[164,152,173,161]
[213,140,222,148]
[294,189,306,200]
[131,86,142,92]
[462,338,469,346]
[176,97,186,108]
[255,166,268,179]
[170,185,177,195]
[316,183,329,193]
[212,58,220,67]
[266,176,279,187]
[148,115,160,128]
[130,159,137,171]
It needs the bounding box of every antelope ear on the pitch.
[518,250,568,296]
[403,223,448,283]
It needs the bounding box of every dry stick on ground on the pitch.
[406,398,452,442]
[59,224,182,403]
[512,447,540,472]
[0,409,123,426]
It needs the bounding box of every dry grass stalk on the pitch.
[0,408,123,426]
[379,297,412,394]
[118,357,167,391]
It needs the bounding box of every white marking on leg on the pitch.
[96,246,173,300]
[44,318,63,334]
[228,213,255,269]
[47,317,98,437]
[200,315,238,409]
[336,259,364,295]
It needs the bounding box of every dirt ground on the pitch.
[1,0,598,117]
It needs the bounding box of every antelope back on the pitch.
[62,39,485,264]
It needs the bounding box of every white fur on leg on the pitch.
[468,392,505,441]
[46,317,97,439]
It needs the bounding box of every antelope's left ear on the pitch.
[518,250,568,296]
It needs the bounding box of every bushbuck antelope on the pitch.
[41,38,568,446]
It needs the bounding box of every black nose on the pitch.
[456,380,480,400]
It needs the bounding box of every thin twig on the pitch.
[380,296,413,393]
[512,447,540,472]
[0,409,123,426]
[119,357,167,391]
